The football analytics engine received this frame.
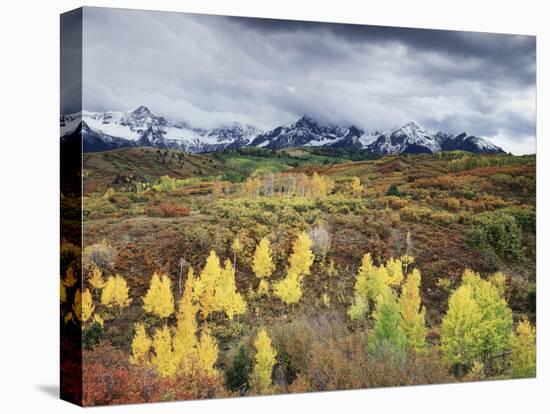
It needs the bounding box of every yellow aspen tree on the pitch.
[252,237,275,290]
[60,280,67,303]
[198,251,223,319]
[142,272,174,320]
[348,253,374,320]
[488,271,507,297]
[369,287,407,358]
[441,283,483,368]
[366,265,390,302]
[244,177,261,198]
[399,268,427,353]
[351,176,363,194]
[288,232,314,277]
[274,270,303,306]
[130,322,152,365]
[216,259,246,320]
[310,172,326,198]
[88,264,106,291]
[63,265,77,288]
[101,275,131,313]
[73,288,94,325]
[252,328,277,394]
[296,173,309,197]
[173,279,198,371]
[226,259,247,319]
[212,181,224,197]
[196,330,219,375]
[385,257,404,286]
[231,236,242,269]
[510,318,536,378]
[152,325,177,378]
[462,269,513,360]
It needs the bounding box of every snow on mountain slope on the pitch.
[60,107,504,155]
[366,122,439,154]
[60,106,261,153]
[250,116,351,150]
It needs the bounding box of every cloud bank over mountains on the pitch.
[71,8,535,154]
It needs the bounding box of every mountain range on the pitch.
[60,106,505,155]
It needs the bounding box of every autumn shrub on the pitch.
[386,196,409,210]
[466,212,524,262]
[399,205,433,222]
[108,192,132,209]
[60,241,81,276]
[145,202,190,218]
[500,207,536,233]
[441,197,460,211]
[431,211,459,225]
[83,239,116,273]
[82,342,227,406]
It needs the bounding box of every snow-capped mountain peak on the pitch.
[60,107,504,155]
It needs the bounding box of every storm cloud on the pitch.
[77,7,536,154]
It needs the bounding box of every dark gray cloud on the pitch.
[79,7,536,154]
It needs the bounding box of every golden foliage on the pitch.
[88,265,106,290]
[252,237,275,280]
[60,280,67,303]
[130,323,151,365]
[197,330,219,375]
[350,176,364,194]
[288,232,314,277]
[151,325,177,378]
[274,270,302,305]
[252,328,277,393]
[399,269,427,353]
[73,288,94,324]
[101,274,131,311]
[510,318,536,378]
[441,269,513,367]
[197,251,223,318]
[63,265,77,288]
[143,272,174,319]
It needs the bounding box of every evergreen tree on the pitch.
[225,344,253,395]
[252,328,277,394]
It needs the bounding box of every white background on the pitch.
[0,0,547,412]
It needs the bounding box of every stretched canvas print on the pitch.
[60,6,536,406]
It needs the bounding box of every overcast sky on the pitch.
[74,7,535,154]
